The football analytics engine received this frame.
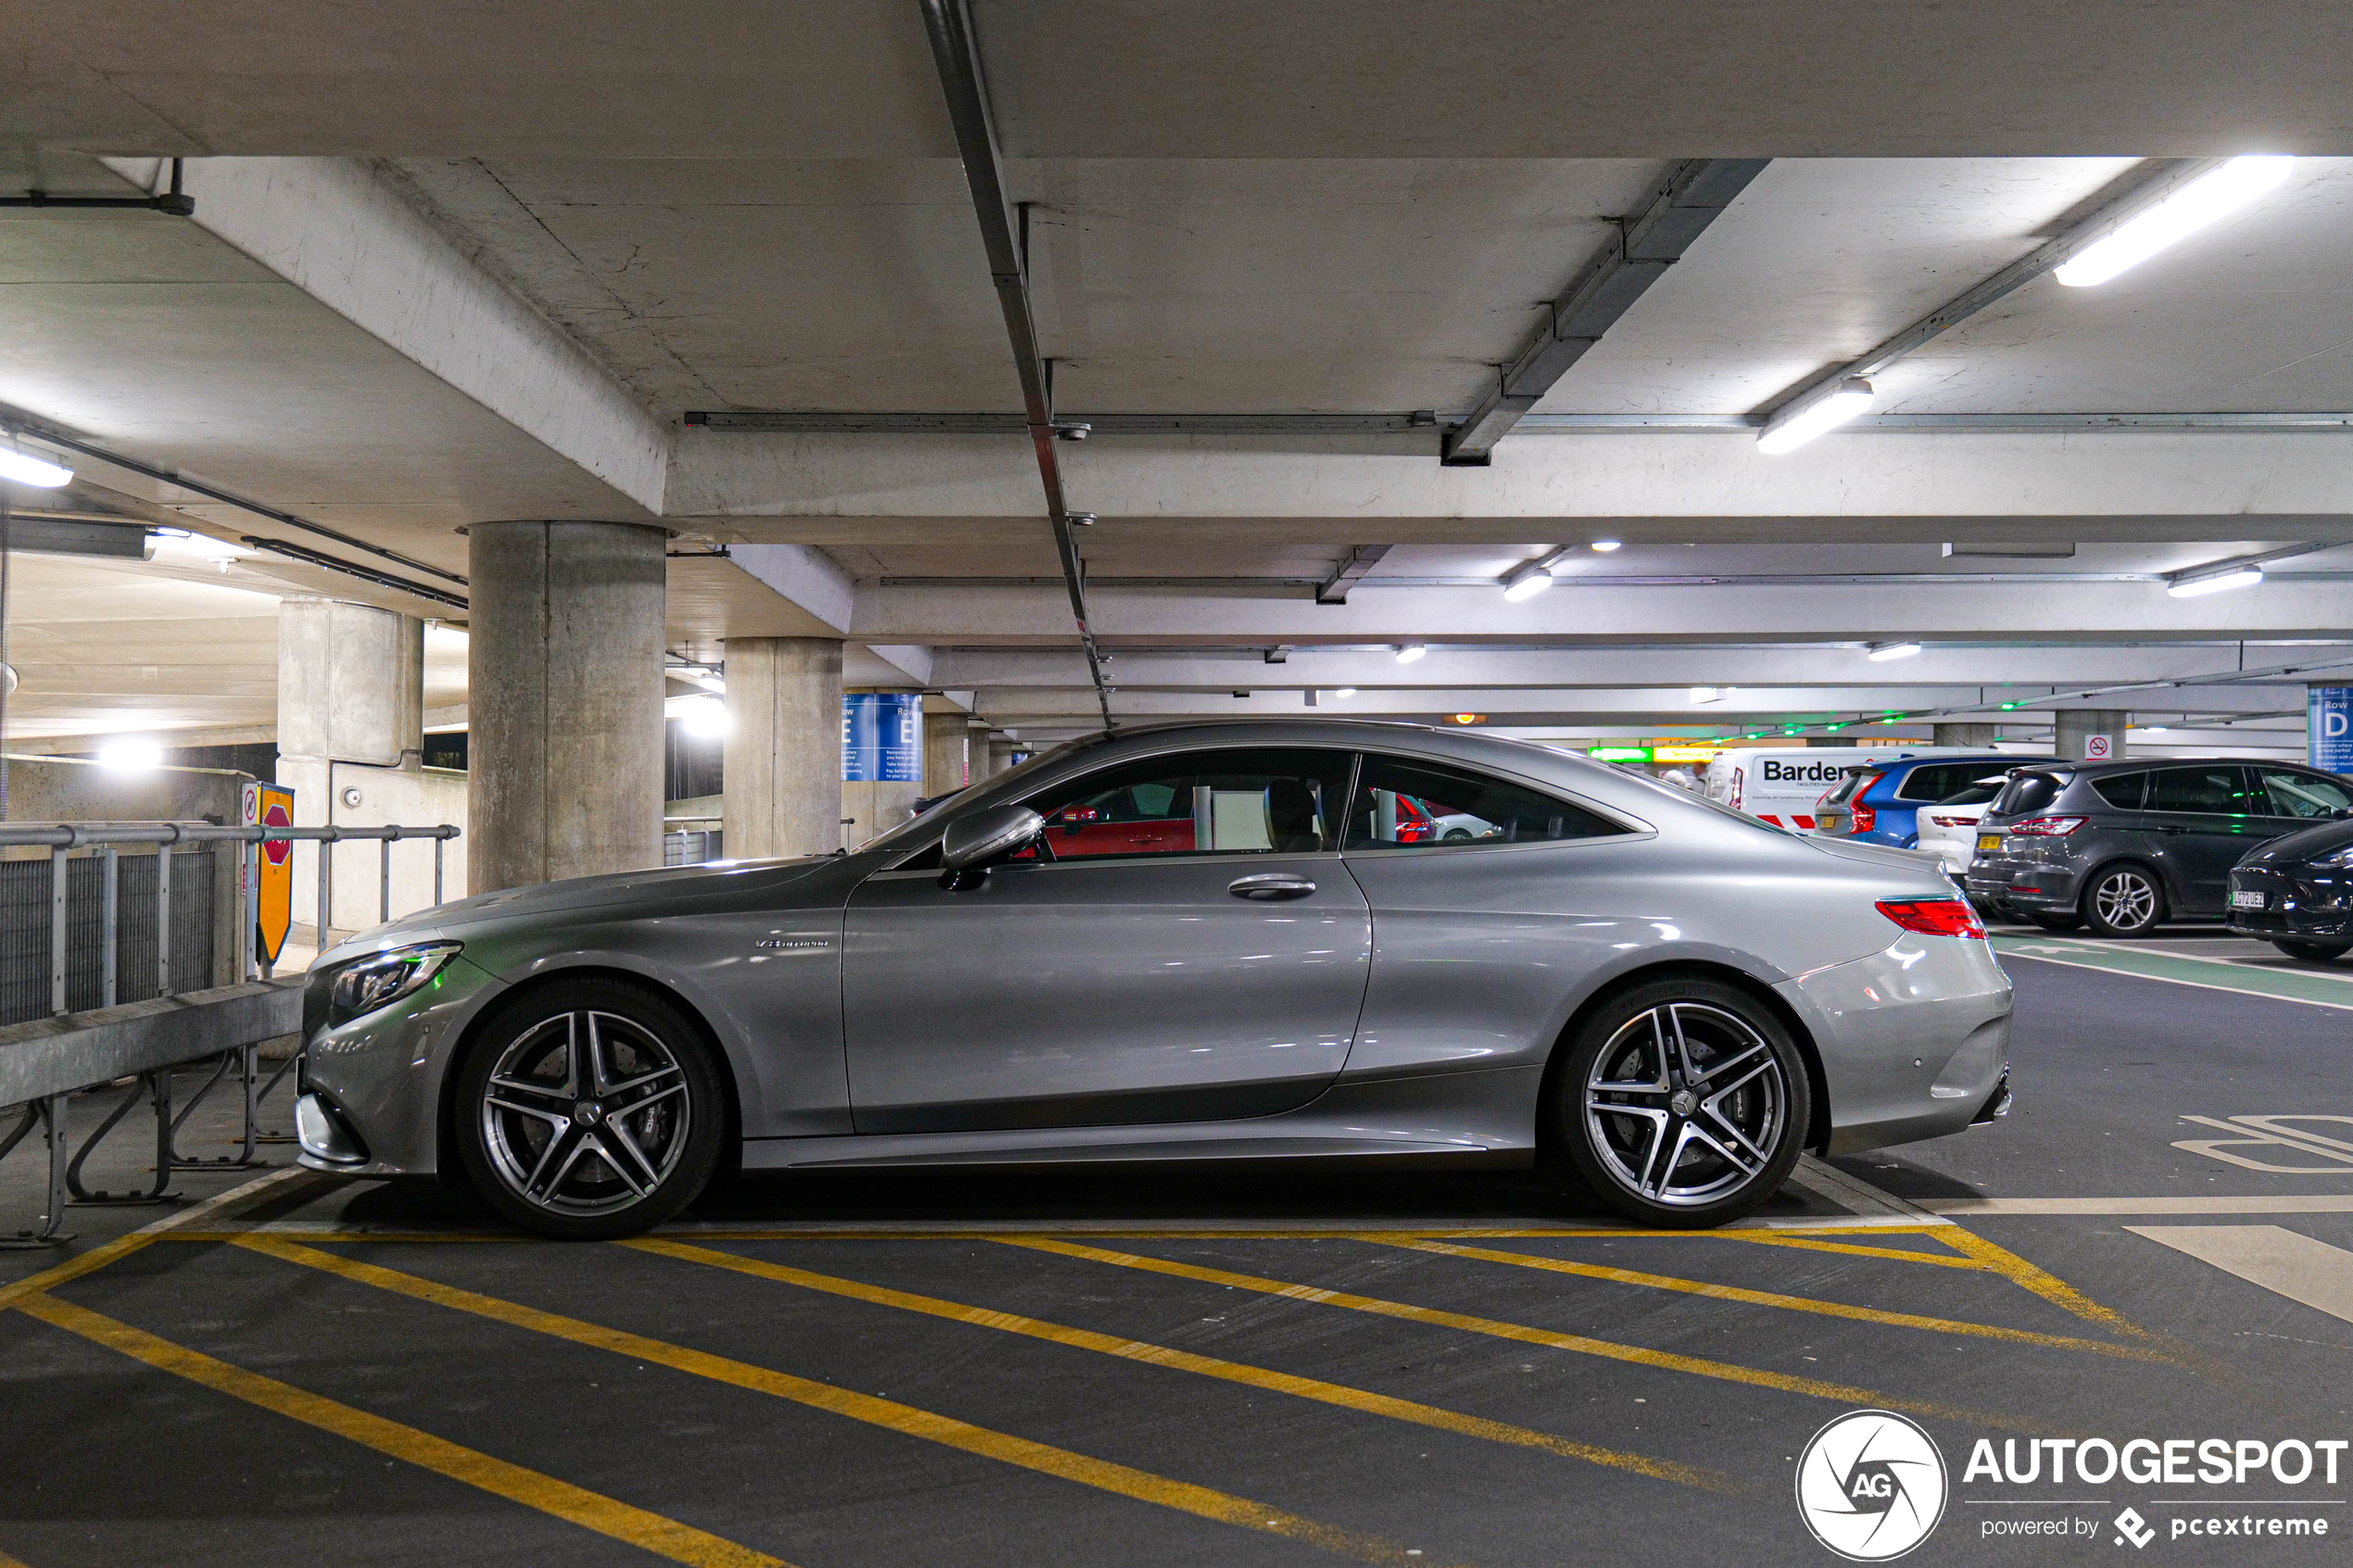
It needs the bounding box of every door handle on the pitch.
[2158,825,2187,835]
[1228,873,1315,900]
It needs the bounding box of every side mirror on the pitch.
[940,805,1044,874]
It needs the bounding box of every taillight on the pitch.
[2007,816,2086,836]
[1927,813,1973,827]
[1876,898,1986,938]
[1850,804,1876,834]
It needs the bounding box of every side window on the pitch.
[1897,762,2000,802]
[2090,771,2148,809]
[2146,766,2254,816]
[1020,748,1354,860]
[2259,769,2353,820]
[1345,755,1619,849]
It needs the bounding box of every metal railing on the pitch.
[1,819,459,1247]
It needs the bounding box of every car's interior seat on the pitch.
[1267,778,1325,852]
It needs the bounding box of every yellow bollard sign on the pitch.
[242,781,296,965]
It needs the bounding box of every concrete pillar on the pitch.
[986,738,1017,779]
[278,599,468,939]
[2054,709,2128,763]
[468,521,666,894]
[724,636,844,859]
[1932,723,2001,747]
[924,710,970,797]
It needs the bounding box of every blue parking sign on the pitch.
[2310,687,2353,774]
[843,692,924,782]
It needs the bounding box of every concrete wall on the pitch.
[2,755,250,823]
[278,759,470,943]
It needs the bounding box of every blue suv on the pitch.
[1814,754,2021,847]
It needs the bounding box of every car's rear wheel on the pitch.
[2272,938,2353,963]
[2026,911,2084,933]
[454,981,725,1240]
[1551,977,1811,1229]
[2080,864,2165,937]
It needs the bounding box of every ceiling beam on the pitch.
[1442,158,1769,466]
[1315,546,1393,605]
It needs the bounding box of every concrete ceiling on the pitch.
[4,4,2352,755]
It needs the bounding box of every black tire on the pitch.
[2079,863,2166,938]
[2026,912,2085,933]
[453,979,726,1240]
[2272,938,2353,963]
[1548,976,1811,1229]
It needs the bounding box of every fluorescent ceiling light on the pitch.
[2055,156,2296,288]
[148,528,247,569]
[1394,644,1427,664]
[1866,642,1922,661]
[0,441,74,488]
[1502,562,1554,601]
[1690,686,1729,704]
[1755,378,1875,456]
[676,696,731,738]
[1590,539,1622,553]
[97,736,163,772]
[1334,686,1357,698]
[2166,565,2264,598]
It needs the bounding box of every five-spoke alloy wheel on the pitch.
[1553,977,1810,1227]
[455,981,724,1239]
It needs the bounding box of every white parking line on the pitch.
[2127,1225,2353,1325]
[1924,1196,2353,1217]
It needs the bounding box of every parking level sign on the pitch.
[2312,687,2353,774]
[842,693,924,782]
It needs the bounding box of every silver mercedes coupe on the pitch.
[296,721,2015,1238]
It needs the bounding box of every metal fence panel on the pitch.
[0,850,215,1025]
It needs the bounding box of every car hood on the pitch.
[2243,818,2353,866]
[318,856,837,965]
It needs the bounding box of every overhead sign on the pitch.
[241,780,295,965]
[1586,746,1651,762]
[1650,745,1722,763]
[843,693,923,782]
[2311,687,2353,774]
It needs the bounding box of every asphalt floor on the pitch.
[3,924,2350,1567]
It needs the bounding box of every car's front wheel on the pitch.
[2081,864,2165,938]
[454,981,725,1240]
[2272,938,2353,964]
[1551,977,1811,1228]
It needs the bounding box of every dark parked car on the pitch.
[1966,759,2353,936]
[1813,754,2021,847]
[2228,813,2353,961]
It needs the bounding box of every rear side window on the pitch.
[1895,762,2006,802]
[1992,771,2067,817]
[2090,771,2148,809]
[2147,766,2255,816]
[1345,755,1619,849]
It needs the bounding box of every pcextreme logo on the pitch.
[1796,1410,1950,1561]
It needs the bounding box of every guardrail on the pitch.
[1,819,459,1248]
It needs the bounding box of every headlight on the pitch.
[327,942,462,1026]
[2315,847,2353,870]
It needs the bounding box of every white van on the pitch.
[1703,747,1968,832]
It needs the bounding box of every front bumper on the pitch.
[1778,933,2015,1157]
[2225,865,2353,939]
[295,952,508,1179]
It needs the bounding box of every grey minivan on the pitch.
[1966,759,2353,935]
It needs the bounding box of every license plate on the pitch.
[2230,889,2268,910]
[1977,834,2001,853]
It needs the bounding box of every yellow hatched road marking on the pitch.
[999,1236,2042,1433]
[234,1236,1472,1568]
[1931,1228,2158,1340]
[1376,1237,2166,1361]
[624,1236,1737,1494]
[9,1292,786,1568]
[1709,1232,1987,1269]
